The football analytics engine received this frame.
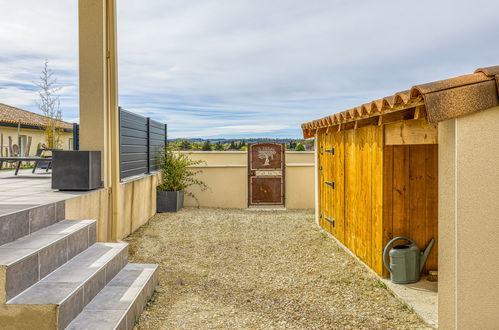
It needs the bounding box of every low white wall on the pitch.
[182,151,315,209]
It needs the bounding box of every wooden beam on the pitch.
[340,122,355,131]
[385,119,438,145]
[414,106,421,120]
[356,116,380,129]
[380,108,417,125]
[318,127,328,135]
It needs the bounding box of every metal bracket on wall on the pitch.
[325,148,335,155]
[325,217,335,227]
[325,181,335,189]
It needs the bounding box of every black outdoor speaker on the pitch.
[52,151,102,191]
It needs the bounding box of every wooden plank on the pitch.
[425,144,438,273]
[320,133,327,231]
[371,126,384,275]
[409,145,428,273]
[392,146,410,241]
[334,131,345,243]
[344,130,356,252]
[324,133,332,234]
[385,119,437,145]
[357,128,363,259]
[327,132,333,235]
[382,145,394,278]
[361,127,372,266]
[354,129,363,260]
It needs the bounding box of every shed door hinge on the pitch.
[325,181,335,189]
[325,217,335,227]
[325,148,335,155]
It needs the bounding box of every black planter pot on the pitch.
[52,151,102,191]
[157,190,184,213]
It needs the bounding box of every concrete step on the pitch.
[6,242,129,330]
[0,201,65,246]
[66,263,159,330]
[0,220,96,302]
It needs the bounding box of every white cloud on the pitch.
[0,0,498,137]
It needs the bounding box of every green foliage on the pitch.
[294,143,306,151]
[191,142,202,150]
[214,141,224,151]
[229,140,236,150]
[202,140,212,151]
[240,145,247,151]
[157,147,208,199]
[179,139,191,150]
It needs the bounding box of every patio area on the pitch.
[0,169,87,216]
[125,208,432,329]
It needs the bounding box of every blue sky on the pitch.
[1,0,498,138]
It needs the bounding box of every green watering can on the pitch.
[383,236,435,284]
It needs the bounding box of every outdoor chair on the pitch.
[32,148,59,173]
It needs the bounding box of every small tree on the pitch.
[35,60,63,149]
[179,139,191,150]
[202,140,212,151]
[229,140,236,150]
[295,143,306,151]
[214,141,224,151]
[191,142,202,150]
[157,147,208,206]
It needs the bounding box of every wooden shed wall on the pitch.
[318,126,384,275]
[383,145,438,275]
[317,124,438,277]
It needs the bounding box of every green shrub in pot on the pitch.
[157,147,208,212]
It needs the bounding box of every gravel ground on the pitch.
[125,208,431,329]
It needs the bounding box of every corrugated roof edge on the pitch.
[301,65,499,138]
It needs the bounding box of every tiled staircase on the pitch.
[0,202,158,330]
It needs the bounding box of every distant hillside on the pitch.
[168,138,314,151]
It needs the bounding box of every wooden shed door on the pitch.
[248,143,285,206]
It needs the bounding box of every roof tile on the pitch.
[301,65,499,135]
[0,103,73,130]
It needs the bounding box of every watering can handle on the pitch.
[382,236,416,273]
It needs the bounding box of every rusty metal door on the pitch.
[248,142,285,206]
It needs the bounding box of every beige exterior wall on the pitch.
[0,126,72,157]
[182,151,315,209]
[439,106,499,329]
[65,173,159,241]
[79,0,121,241]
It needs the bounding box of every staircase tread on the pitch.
[84,263,157,311]
[0,220,95,266]
[66,263,158,330]
[7,242,128,305]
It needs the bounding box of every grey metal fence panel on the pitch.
[119,108,167,180]
[149,119,165,172]
[120,108,148,180]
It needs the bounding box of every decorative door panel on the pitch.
[248,143,285,206]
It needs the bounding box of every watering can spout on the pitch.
[420,238,435,272]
